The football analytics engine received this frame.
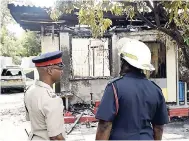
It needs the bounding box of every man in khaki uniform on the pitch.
[25,51,65,140]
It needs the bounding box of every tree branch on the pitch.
[158,27,174,37]
[145,0,154,11]
[158,3,169,22]
[158,26,189,67]
[153,1,161,27]
[120,1,189,68]
[133,3,156,28]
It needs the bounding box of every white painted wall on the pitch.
[41,35,59,92]
[41,36,59,53]
[0,56,13,67]
[166,36,177,102]
[21,56,36,68]
[112,34,120,76]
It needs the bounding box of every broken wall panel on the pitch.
[111,34,120,77]
[41,30,177,104]
[70,79,109,104]
[71,38,110,78]
[59,33,71,93]
[72,38,89,77]
[90,39,110,77]
[58,34,116,105]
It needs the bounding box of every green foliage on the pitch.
[162,0,189,43]
[51,0,189,41]
[0,0,41,61]
[0,28,41,58]
[50,0,152,38]
[51,0,113,38]
[20,31,41,57]
[0,26,18,57]
[184,37,189,46]
[78,3,112,38]
[0,0,14,27]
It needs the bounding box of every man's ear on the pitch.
[47,67,53,76]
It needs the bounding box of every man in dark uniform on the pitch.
[95,38,169,140]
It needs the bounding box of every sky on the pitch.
[7,0,56,38]
[7,0,153,38]
[31,0,55,7]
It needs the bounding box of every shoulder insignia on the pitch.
[46,90,57,98]
[151,81,162,91]
[24,84,33,94]
[24,85,33,97]
[108,76,123,85]
[24,85,33,116]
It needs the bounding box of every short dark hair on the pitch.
[119,55,141,76]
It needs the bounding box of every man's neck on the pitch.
[39,78,53,88]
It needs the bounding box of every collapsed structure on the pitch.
[8,3,189,123]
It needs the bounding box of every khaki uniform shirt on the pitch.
[25,80,65,140]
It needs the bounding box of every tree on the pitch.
[0,0,14,27]
[51,0,189,68]
[20,31,41,57]
[0,26,19,57]
[0,0,41,64]
[0,28,41,57]
[0,0,15,48]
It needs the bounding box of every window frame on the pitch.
[70,36,113,80]
[143,41,167,79]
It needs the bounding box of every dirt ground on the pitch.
[0,92,189,141]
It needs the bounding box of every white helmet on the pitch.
[117,37,155,71]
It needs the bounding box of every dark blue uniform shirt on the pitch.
[95,71,169,140]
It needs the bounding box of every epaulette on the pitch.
[24,84,33,95]
[151,81,162,91]
[46,90,57,98]
[108,76,123,85]
[24,85,33,114]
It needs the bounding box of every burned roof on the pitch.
[8,3,166,32]
[8,4,54,31]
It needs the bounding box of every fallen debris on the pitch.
[67,112,85,135]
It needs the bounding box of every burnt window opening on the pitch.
[71,38,111,78]
[144,42,166,79]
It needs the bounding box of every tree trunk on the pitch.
[157,27,189,67]
[169,32,189,68]
[158,28,189,81]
